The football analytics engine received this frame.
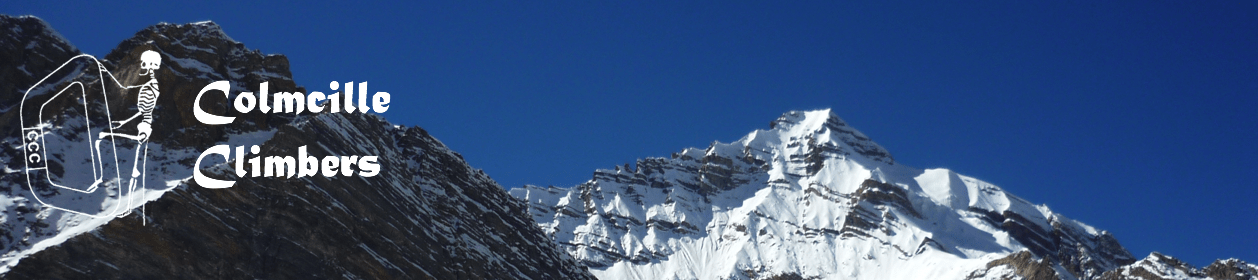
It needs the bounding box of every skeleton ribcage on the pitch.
[137,81,158,123]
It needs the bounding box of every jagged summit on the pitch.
[761,109,893,164]
[0,15,80,121]
[0,15,77,55]
[665,108,894,188]
[767,108,852,134]
[151,20,236,43]
[105,20,289,87]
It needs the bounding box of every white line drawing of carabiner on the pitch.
[20,51,161,219]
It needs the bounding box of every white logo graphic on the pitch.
[20,51,161,220]
[21,50,390,222]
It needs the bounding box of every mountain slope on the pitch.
[0,15,593,279]
[511,109,1255,280]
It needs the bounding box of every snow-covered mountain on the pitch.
[511,110,1257,280]
[0,15,594,279]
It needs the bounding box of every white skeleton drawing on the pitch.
[89,50,161,216]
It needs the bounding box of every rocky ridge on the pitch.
[512,109,1255,280]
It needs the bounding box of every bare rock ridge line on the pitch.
[0,15,594,279]
[512,109,1257,280]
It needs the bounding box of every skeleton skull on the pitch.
[139,50,160,75]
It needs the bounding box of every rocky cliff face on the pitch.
[512,110,1254,280]
[0,15,593,279]
[1096,253,1257,280]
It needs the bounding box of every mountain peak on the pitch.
[148,20,236,44]
[513,109,1144,280]
[0,15,81,125]
[0,15,76,54]
[768,108,838,131]
[752,108,894,165]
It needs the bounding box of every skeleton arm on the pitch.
[112,112,141,129]
[97,63,141,90]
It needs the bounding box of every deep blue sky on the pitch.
[7,1,1256,267]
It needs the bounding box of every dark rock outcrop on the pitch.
[0,15,593,279]
[1098,253,1258,280]
[967,251,1060,280]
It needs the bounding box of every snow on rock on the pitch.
[1098,253,1258,280]
[514,109,1145,280]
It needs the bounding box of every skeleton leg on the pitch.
[90,130,143,194]
[88,139,106,193]
[99,132,145,141]
[130,141,145,178]
[116,141,147,218]
[88,132,132,193]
